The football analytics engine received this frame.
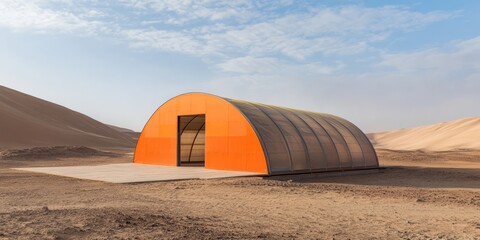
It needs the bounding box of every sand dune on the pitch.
[369,117,480,151]
[107,124,140,141]
[0,86,135,149]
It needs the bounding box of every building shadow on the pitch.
[265,166,480,189]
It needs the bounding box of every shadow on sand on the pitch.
[266,166,480,189]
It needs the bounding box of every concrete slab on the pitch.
[13,163,264,183]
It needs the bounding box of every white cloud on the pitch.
[122,29,204,55]
[308,6,453,33]
[217,56,343,75]
[0,0,103,34]
[217,56,280,74]
[120,5,453,60]
[0,0,454,61]
[202,35,480,132]
[120,0,288,24]
[0,1,457,75]
[1,1,476,132]
[380,36,480,73]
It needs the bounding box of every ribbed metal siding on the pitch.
[226,99,378,175]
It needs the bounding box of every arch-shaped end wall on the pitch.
[134,93,269,174]
[134,92,379,175]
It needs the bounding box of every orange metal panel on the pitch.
[134,93,268,174]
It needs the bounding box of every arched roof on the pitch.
[134,93,378,175]
[222,98,378,174]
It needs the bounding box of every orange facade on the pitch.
[134,93,268,174]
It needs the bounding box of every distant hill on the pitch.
[368,117,480,151]
[0,85,135,149]
[107,124,140,141]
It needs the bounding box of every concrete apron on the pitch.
[13,163,265,183]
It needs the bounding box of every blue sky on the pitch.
[1,0,479,132]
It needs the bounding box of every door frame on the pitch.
[177,114,206,166]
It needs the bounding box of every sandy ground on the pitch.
[0,149,479,239]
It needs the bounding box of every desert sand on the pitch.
[0,148,479,239]
[0,86,135,149]
[1,87,479,239]
[369,117,480,151]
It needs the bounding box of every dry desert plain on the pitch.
[0,147,479,240]
[1,86,479,239]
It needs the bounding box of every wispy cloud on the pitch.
[0,1,454,59]
[120,5,454,60]
[1,1,476,132]
[120,0,266,24]
[122,29,203,55]
[202,35,480,133]
[0,0,459,79]
[380,36,480,73]
[0,0,107,34]
[0,1,462,89]
[217,56,280,74]
[217,56,343,75]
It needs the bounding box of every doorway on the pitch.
[177,114,205,166]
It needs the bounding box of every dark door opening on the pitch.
[177,114,205,166]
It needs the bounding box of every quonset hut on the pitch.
[134,93,378,175]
